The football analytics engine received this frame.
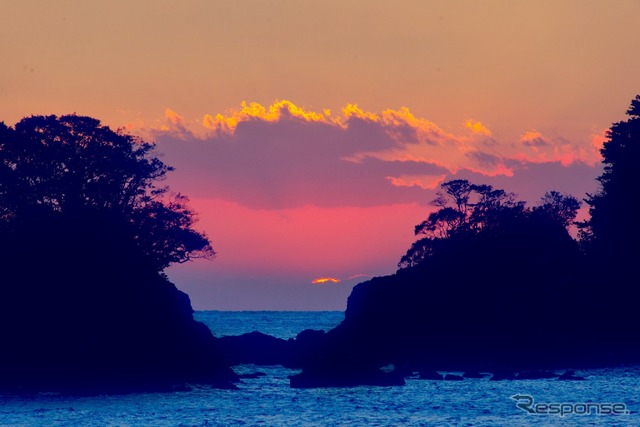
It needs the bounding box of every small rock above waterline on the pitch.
[237,372,267,379]
[443,374,464,381]
[290,365,405,388]
[516,370,558,380]
[418,370,443,380]
[558,370,586,381]
[463,371,489,379]
[490,371,516,381]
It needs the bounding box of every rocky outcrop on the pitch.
[290,364,405,388]
[463,371,489,379]
[489,371,516,381]
[443,374,464,381]
[217,329,329,368]
[218,332,293,366]
[288,210,640,387]
[558,370,586,381]
[0,214,236,394]
[419,370,443,380]
[516,370,558,380]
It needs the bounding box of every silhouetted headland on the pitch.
[0,115,235,393]
[217,329,327,368]
[285,95,640,388]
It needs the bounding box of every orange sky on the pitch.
[2,1,639,309]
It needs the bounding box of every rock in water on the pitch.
[290,365,405,388]
[558,370,586,381]
[419,370,443,380]
[443,374,464,381]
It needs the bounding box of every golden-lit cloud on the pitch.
[202,100,332,133]
[150,100,602,211]
[195,100,452,146]
[341,103,379,121]
[312,277,341,284]
[465,120,492,137]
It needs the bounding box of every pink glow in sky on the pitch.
[153,100,603,309]
[1,1,639,309]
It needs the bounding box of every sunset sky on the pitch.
[2,1,639,310]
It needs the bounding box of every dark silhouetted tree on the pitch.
[0,114,213,270]
[533,190,581,229]
[399,180,579,269]
[575,95,640,344]
[580,95,640,267]
[0,115,233,392]
[293,101,639,386]
[400,180,527,268]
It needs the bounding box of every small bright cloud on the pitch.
[465,119,492,136]
[312,277,341,284]
[519,131,549,147]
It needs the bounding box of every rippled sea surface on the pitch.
[193,310,345,339]
[1,311,638,426]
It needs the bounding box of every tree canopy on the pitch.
[579,95,640,265]
[399,179,580,269]
[0,114,214,271]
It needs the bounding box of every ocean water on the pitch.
[193,310,345,339]
[1,311,638,426]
